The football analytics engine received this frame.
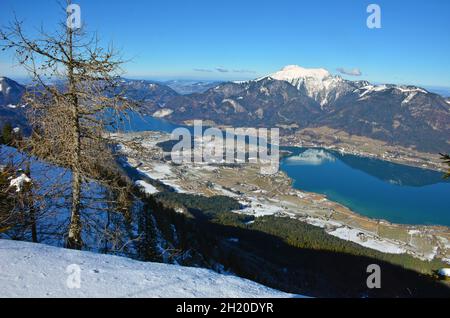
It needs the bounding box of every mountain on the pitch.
[0,77,25,106]
[317,84,450,153]
[0,77,27,129]
[118,78,179,106]
[161,77,322,127]
[144,65,450,153]
[163,80,224,95]
[264,65,366,108]
[2,70,449,153]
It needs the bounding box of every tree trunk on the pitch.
[66,94,83,249]
[67,168,82,249]
[66,28,83,250]
[25,161,37,243]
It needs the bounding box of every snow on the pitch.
[262,65,351,106]
[0,239,299,298]
[138,163,188,193]
[153,108,173,118]
[269,65,330,81]
[357,85,427,102]
[396,86,427,94]
[438,268,450,277]
[235,197,284,217]
[328,227,407,254]
[358,85,388,98]
[135,180,159,194]
[304,217,342,229]
[402,92,417,105]
[9,173,32,192]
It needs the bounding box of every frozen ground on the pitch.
[328,227,407,254]
[135,180,159,194]
[0,239,300,298]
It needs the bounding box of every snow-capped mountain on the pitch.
[1,70,449,153]
[0,77,28,130]
[260,65,436,109]
[142,65,450,153]
[0,77,25,107]
[262,65,363,107]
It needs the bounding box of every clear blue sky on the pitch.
[1,0,449,87]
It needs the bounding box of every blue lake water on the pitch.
[281,148,450,227]
[123,113,450,227]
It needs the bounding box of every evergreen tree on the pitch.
[441,153,450,179]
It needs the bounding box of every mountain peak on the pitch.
[269,65,331,81]
[262,65,346,107]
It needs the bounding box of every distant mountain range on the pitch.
[141,65,450,153]
[1,66,449,153]
[162,80,223,95]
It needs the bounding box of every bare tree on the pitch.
[1,1,136,249]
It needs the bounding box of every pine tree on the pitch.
[1,123,13,145]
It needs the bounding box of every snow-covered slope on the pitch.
[0,77,25,106]
[0,240,298,298]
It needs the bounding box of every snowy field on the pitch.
[328,227,407,254]
[0,240,299,298]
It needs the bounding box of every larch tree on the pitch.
[0,1,136,249]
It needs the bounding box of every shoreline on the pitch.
[110,130,450,265]
[148,116,447,173]
[280,126,447,173]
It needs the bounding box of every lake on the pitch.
[281,148,450,227]
[123,113,450,227]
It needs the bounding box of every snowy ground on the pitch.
[0,240,299,298]
[328,227,407,254]
[135,180,159,194]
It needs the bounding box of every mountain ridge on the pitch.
[1,68,449,154]
[149,65,450,153]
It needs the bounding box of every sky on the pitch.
[0,0,449,88]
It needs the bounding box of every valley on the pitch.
[110,130,450,265]
[1,0,450,301]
